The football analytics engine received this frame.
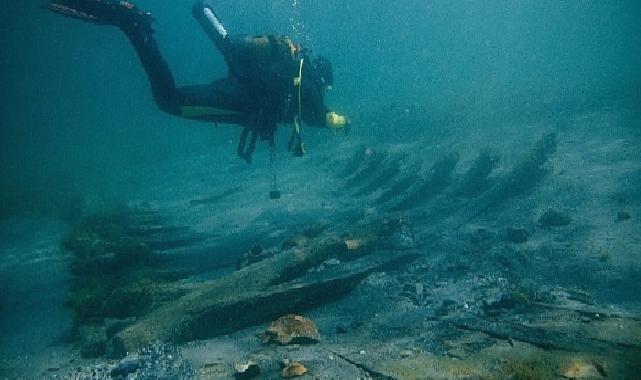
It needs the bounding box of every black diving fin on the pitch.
[42,0,153,29]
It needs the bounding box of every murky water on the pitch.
[2,1,640,378]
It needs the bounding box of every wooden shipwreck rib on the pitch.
[107,226,417,356]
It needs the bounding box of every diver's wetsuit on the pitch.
[119,4,254,125]
[46,0,331,162]
[191,2,330,127]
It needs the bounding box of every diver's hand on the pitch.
[325,111,349,130]
[43,0,151,28]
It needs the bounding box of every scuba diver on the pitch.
[43,0,349,163]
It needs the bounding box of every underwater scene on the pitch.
[1,0,641,379]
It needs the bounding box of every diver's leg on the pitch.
[44,0,152,26]
[192,1,229,53]
[122,24,178,114]
[245,131,258,164]
[237,127,250,159]
[236,128,257,164]
[45,0,179,114]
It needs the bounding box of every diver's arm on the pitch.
[300,100,349,130]
[192,1,229,54]
[299,83,349,130]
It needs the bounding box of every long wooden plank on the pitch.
[106,231,408,356]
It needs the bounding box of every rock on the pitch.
[378,217,418,249]
[616,210,631,222]
[482,293,520,316]
[401,282,426,305]
[234,360,261,380]
[538,210,571,227]
[400,350,414,359]
[282,362,308,378]
[435,300,457,317]
[110,357,142,378]
[506,228,529,243]
[261,315,320,345]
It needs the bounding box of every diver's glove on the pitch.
[43,0,153,31]
[325,111,351,133]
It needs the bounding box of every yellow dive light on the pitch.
[326,111,348,129]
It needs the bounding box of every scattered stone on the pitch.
[65,342,193,379]
[616,210,631,222]
[383,218,418,249]
[400,350,414,359]
[261,315,320,345]
[282,362,308,378]
[401,281,426,306]
[435,300,458,317]
[506,228,529,243]
[136,342,194,378]
[234,360,261,380]
[200,362,227,377]
[110,357,142,378]
[538,210,571,227]
[482,294,520,316]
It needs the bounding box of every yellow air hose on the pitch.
[292,58,305,155]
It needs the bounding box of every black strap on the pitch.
[287,125,304,157]
[237,127,250,158]
[237,127,258,163]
